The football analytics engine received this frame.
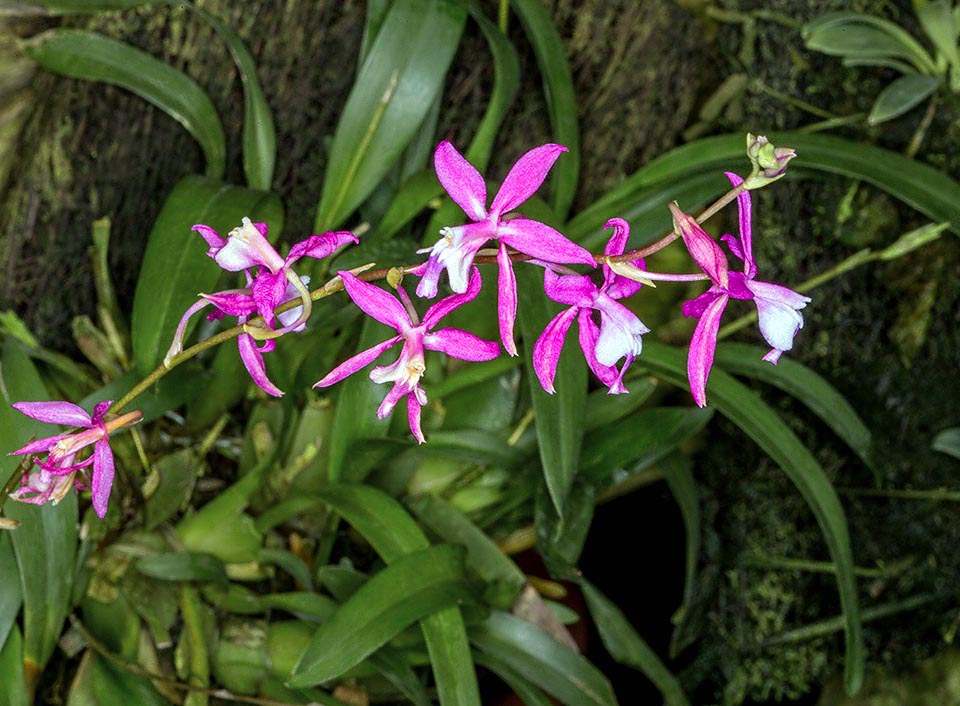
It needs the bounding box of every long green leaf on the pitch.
[288,544,473,687]
[130,176,283,373]
[473,653,554,706]
[868,74,941,125]
[314,0,466,230]
[23,29,226,179]
[0,340,78,695]
[0,535,21,653]
[516,266,587,517]
[580,579,689,706]
[313,485,481,706]
[190,4,276,189]
[714,343,875,471]
[0,626,28,706]
[24,0,161,12]
[510,0,579,218]
[67,652,167,706]
[640,341,864,694]
[471,611,618,706]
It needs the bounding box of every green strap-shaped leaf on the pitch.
[24,0,162,13]
[23,29,226,179]
[535,477,594,577]
[67,651,168,706]
[516,266,587,518]
[189,4,276,190]
[0,340,78,697]
[580,579,690,706]
[714,343,875,471]
[0,535,21,654]
[313,0,466,230]
[932,428,960,460]
[802,12,937,73]
[510,0,579,219]
[868,74,942,125]
[130,176,283,374]
[0,626,28,706]
[288,544,473,687]
[313,485,481,706]
[473,653,554,706]
[567,132,960,244]
[471,611,618,706]
[640,341,864,694]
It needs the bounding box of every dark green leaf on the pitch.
[143,449,201,530]
[917,0,960,67]
[932,427,960,460]
[259,593,338,622]
[367,647,432,706]
[868,74,941,125]
[584,377,656,432]
[430,356,522,399]
[67,651,167,706]
[82,362,205,422]
[474,653,554,706]
[470,611,618,706]
[535,477,594,577]
[137,552,227,584]
[714,343,875,471]
[190,5,276,189]
[314,0,466,230]
[0,340,78,679]
[130,177,282,373]
[0,535,21,653]
[640,341,864,693]
[23,29,226,178]
[377,170,443,241]
[25,0,161,13]
[0,626,28,706]
[510,0,579,218]
[422,430,525,468]
[516,266,587,517]
[802,12,936,71]
[258,548,313,592]
[288,544,473,687]
[581,579,689,706]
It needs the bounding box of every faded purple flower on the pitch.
[315,269,500,443]
[417,141,595,356]
[165,218,358,397]
[533,218,650,395]
[673,172,811,407]
[8,401,142,518]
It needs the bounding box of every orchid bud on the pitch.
[743,133,796,189]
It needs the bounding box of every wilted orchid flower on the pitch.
[316,269,499,443]
[165,218,358,397]
[672,172,811,407]
[534,218,650,395]
[418,141,595,356]
[8,401,142,518]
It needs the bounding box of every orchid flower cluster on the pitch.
[3,135,809,519]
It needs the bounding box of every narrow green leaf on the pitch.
[67,651,167,706]
[474,653,554,706]
[430,356,522,399]
[714,343,875,470]
[471,611,618,706]
[314,0,466,230]
[0,535,21,653]
[367,647,432,706]
[0,626,28,706]
[81,362,206,423]
[24,0,161,13]
[917,0,960,67]
[422,429,525,468]
[407,494,526,589]
[932,427,960,460]
[535,477,594,577]
[288,544,473,687]
[868,74,941,125]
[640,341,864,694]
[190,4,276,190]
[137,552,227,584]
[0,340,78,688]
[803,12,937,72]
[584,377,656,432]
[23,29,226,178]
[510,0,579,218]
[130,176,283,373]
[580,579,690,706]
[378,170,443,241]
[516,266,587,517]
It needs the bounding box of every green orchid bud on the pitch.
[743,133,796,189]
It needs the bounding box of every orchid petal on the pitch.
[238,334,284,397]
[424,328,500,361]
[725,172,756,277]
[498,219,596,266]
[339,271,411,331]
[314,335,402,388]
[682,287,724,319]
[287,231,359,264]
[434,141,488,221]
[422,268,483,330]
[489,143,567,217]
[604,267,644,300]
[91,438,114,519]
[251,269,289,327]
[532,306,578,394]
[213,219,285,273]
[594,298,648,367]
[495,244,519,357]
[576,310,620,392]
[11,434,71,456]
[687,293,729,407]
[746,280,812,311]
[748,283,809,353]
[201,291,257,317]
[669,203,729,287]
[407,393,426,445]
[91,401,112,424]
[13,401,92,427]
[415,254,445,299]
[377,383,408,419]
[543,269,597,307]
[602,218,631,257]
[720,234,745,262]
[192,224,225,250]
[762,348,784,365]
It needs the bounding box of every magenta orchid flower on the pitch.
[673,172,811,407]
[8,401,142,518]
[164,218,358,397]
[533,218,650,395]
[315,268,500,443]
[417,141,596,356]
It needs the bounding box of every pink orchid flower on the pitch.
[533,218,650,395]
[673,172,811,407]
[165,218,358,397]
[417,141,596,356]
[8,401,142,518]
[316,269,500,443]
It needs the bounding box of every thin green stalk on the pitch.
[839,486,960,502]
